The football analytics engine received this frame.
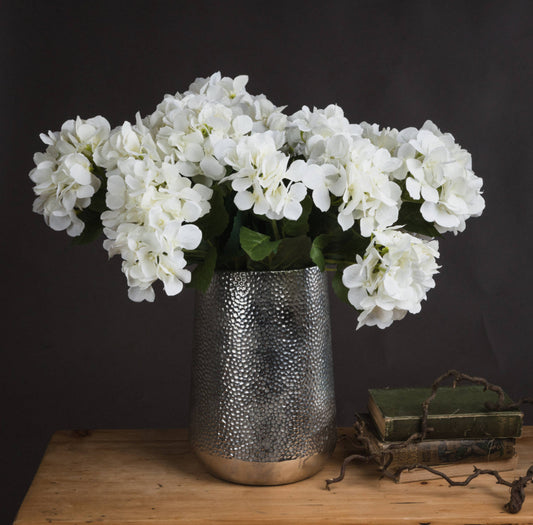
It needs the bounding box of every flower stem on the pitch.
[271,220,281,240]
[325,258,354,266]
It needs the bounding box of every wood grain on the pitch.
[14,427,533,524]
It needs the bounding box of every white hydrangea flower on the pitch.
[252,95,288,132]
[145,72,287,185]
[361,122,418,180]
[93,113,159,170]
[186,73,288,132]
[103,222,201,302]
[403,121,485,234]
[187,71,250,103]
[362,120,485,234]
[289,161,341,212]
[101,156,212,302]
[153,99,229,181]
[287,104,361,190]
[342,228,440,329]
[287,104,362,155]
[222,131,307,220]
[288,106,403,235]
[29,116,110,236]
[336,140,403,236]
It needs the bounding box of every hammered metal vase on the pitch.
[190,266,337,485]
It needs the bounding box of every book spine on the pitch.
[384,437,515,469]
[384,412,523,442]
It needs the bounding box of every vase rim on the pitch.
[212,266,321,276]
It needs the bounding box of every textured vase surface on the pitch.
[190,267,337,485]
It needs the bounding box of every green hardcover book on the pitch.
[368,385,523,442]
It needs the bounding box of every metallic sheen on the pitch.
[190,267,336,485]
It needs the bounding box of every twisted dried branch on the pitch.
[391,464,533,514]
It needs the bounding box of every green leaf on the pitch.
[397,202,441,238]
[217,210,246,269]
[240,226,281,262]
[308,207,341,238]
[70,165,108,245]
[71,209,103,245]
[270,235,313,270]
[189,244,217,293]
[332,266,350,305]
[310,234,329,271]
[87,166,108,213]
[326,230,369,262]
[225,210,243,255]
[193,185,229,241]
[281,195,312,237]
[310,230,369,270]
[182,247,209,264]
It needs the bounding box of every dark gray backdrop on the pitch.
[2,1,532,522]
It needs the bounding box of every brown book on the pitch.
[357,415,516,471]
[352,416,518,483]
[350,414,517,483]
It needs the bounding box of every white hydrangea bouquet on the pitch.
[30,72,485,329]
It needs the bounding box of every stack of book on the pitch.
[361,385,523,482]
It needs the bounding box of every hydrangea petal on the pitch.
[199,155,225,179]
[406,177,421,200]
[283,200,302,221]
[69,163,92,185]
[232,115,253,135]
[128,286,155,303]
[312,186,331,212]
[234,191,255,211]
[175,224,202,250]
[162,275,184,296]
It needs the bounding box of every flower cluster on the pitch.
[92,113,213,302]
[29,72,485,328]
[30,116,110,236]
[287,105,403,236]
[360,120,485,234]
[342,229,440,329]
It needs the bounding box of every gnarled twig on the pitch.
[391,464,533,514]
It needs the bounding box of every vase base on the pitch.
[194,448,331,486]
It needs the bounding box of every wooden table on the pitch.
[14,427,533,524]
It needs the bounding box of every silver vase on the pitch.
[190,267,337,485]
